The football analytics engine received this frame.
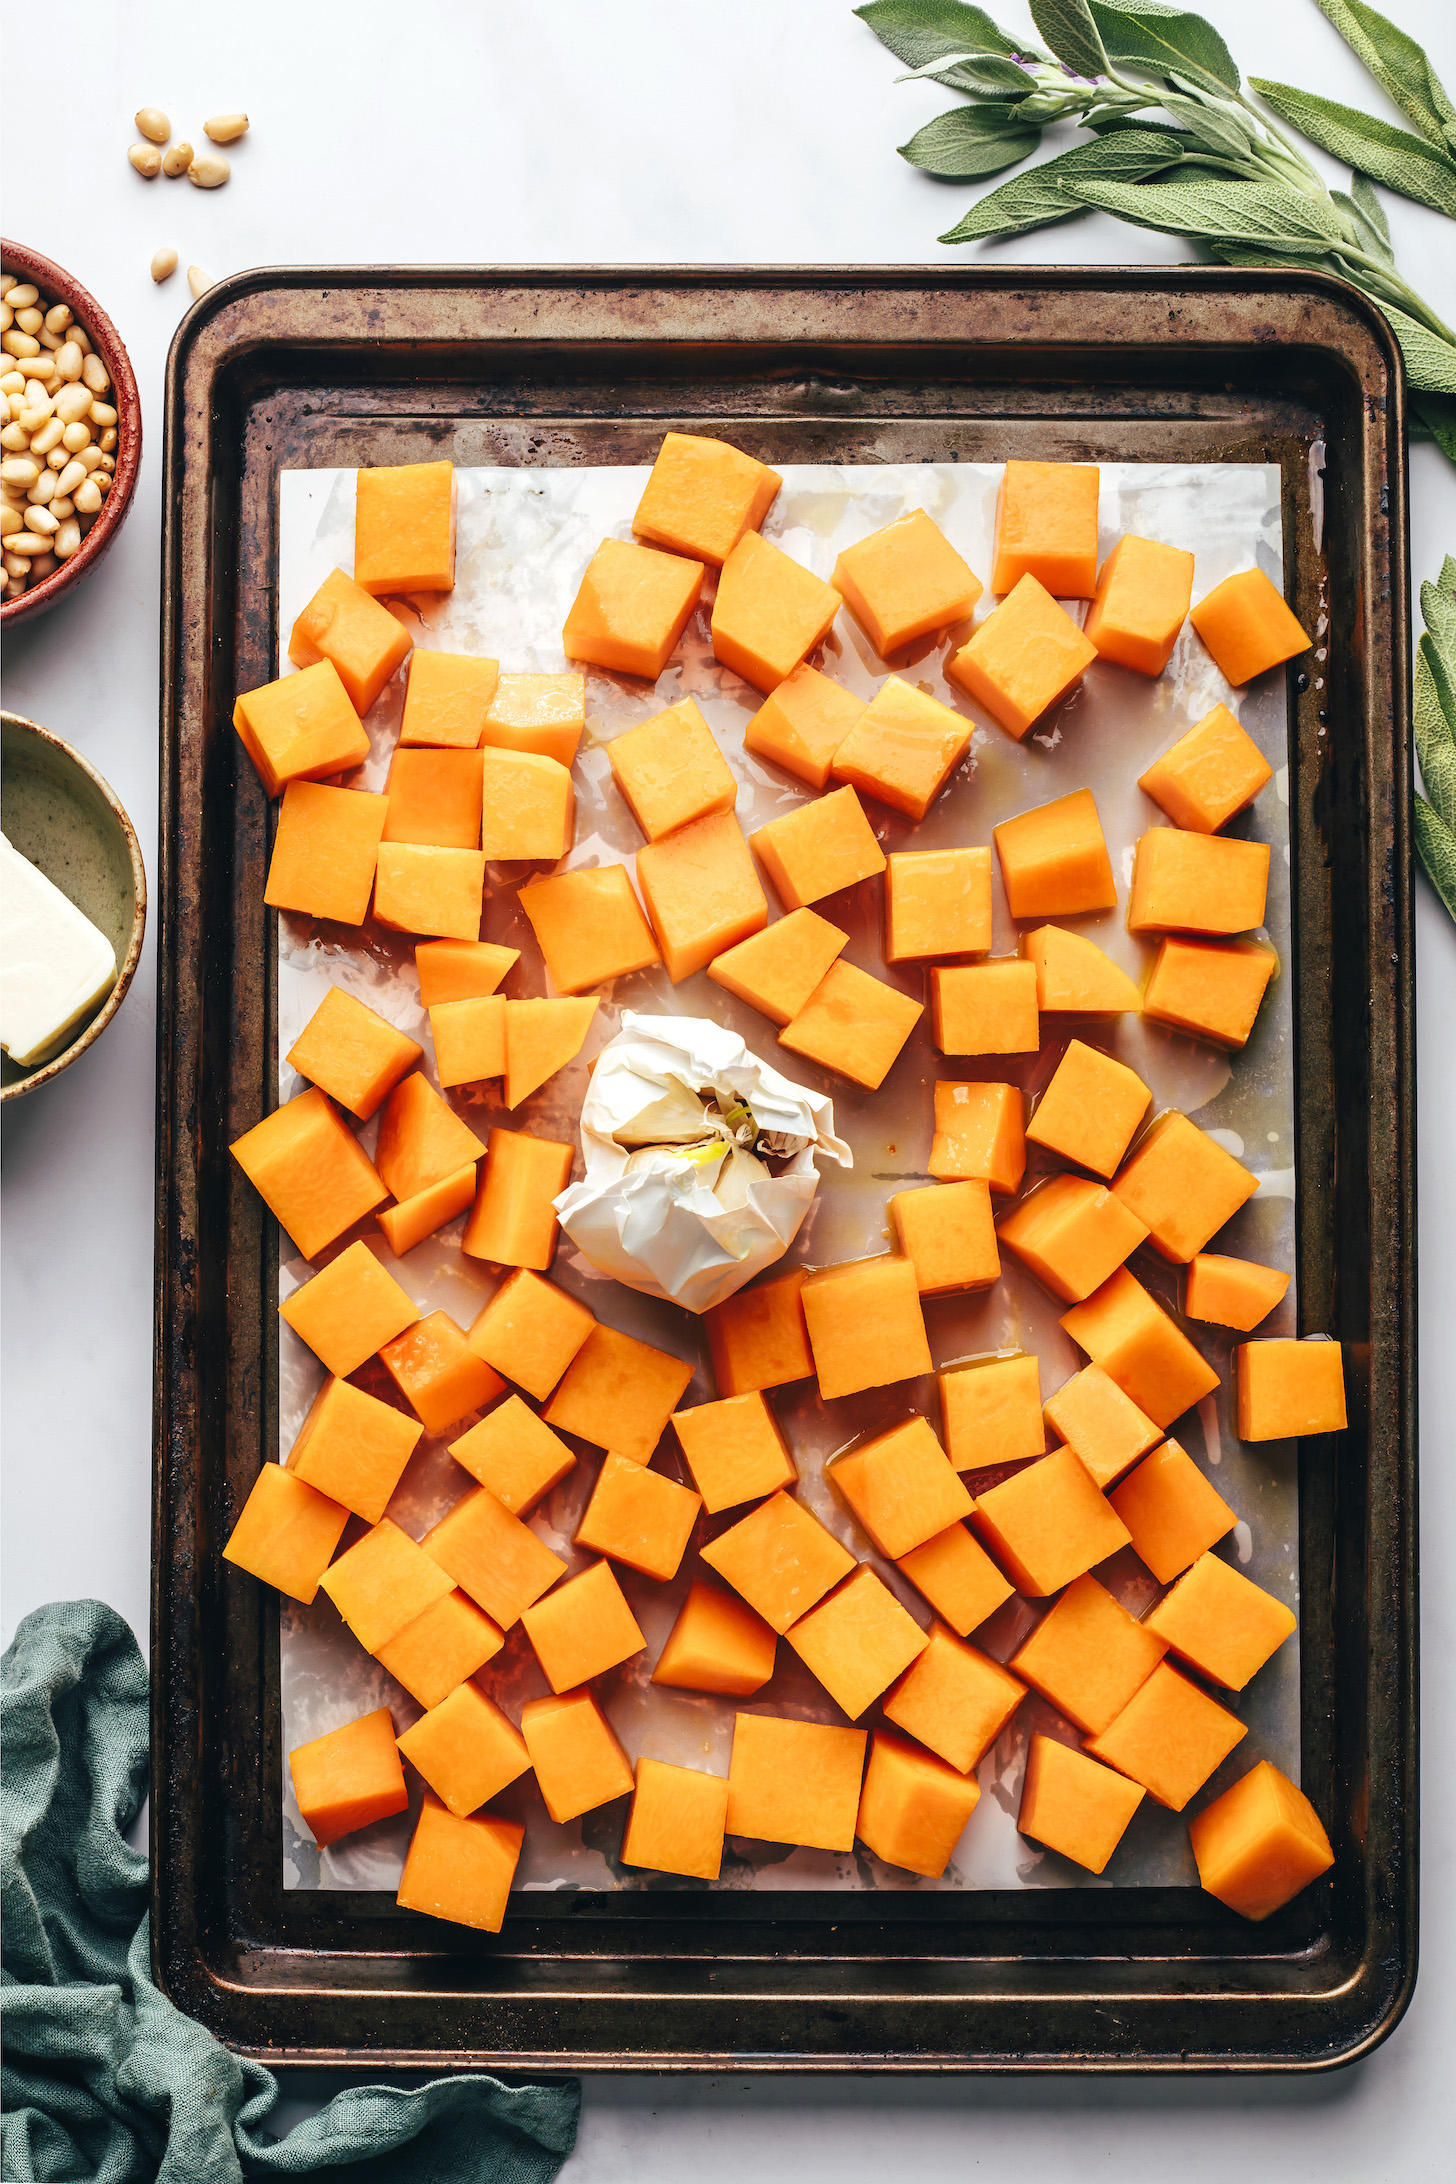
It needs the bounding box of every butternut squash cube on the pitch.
[858,1728,980,1877]
[543,1323,694,1462]
[800,1254,932,1401]
[705,1266,814,1397]
[1189,566,1312,686]
[1142,935,1277,1049]
[1043,1363,1160,1491]
[998,1174,1150,1305]
[1183,1252,1289,1332]
[321,1517,455,1652]
[671,1390,797,1514]
[521,1555,646,1691]
[287,1372,423,1523]
[828,1414,974,1559]
[462,1127,575,1271]
[287,986,423,1122]
[379,1170,477,1273]
[709,907,848,1027]
[375,1074,487,1202]
[638,810,767,981]
[1188,1760,1333,1921]
[607,696,736,843]
[373,843,485,941]
[725,1713,866,1849]
[994,788,1115,919]
[700,1491,856,1633]
[422,1485,568,1629]
[1027,1040,1151,1179]
[780,960,923,1090]
[398,649,500,749]
[1128,827,1269,937]
[379,1310,504,1435]
[1108,1438,1236,1583]
[563,536,704,679]
[831,677,974,822]
[1236,1338,1347,1441]
[233,660,370,799]
[397,1798,524,1933]
[288,567,413,716]
[750,785,885,910]
[290,1707,408,1847]
[890,1179,1000,1296]
[653,1581,778,1697]
[971,1446,1130,1597]
[264,780,387,925]
[520,1690,634,1822]
[1145,1549,1296,1691]
[481,672,586,769]
[1009,1572,1168,1735]
[947,574,1097,740]
[1061,1268,1220,1429]
[382,747,483,851]
[448,1394,576,1513]
[415,939,518,1006]
[396,1680,532,1816]
[929,1081,1026,1193]
[467,1268,595,1401]
[221,1462,348,1605]
[896,1522,1014,1637]
[992,460,1100,597]
[574,1452,702,1583]
[231,1087,387,1260]
[504,996,598,1109]
[519,865,661,994]
[930,960,1039,1057]
[939,1352,1044,1472]
[428,996,505,1088]
[632,431,781,567]
[883,1623,1026,1772]
[1021,924,1142,1014]
[621,1756,731,1880]
[1082,533,1195,676]
[280,1238,419,1377]
[1085,1660,1246,1810]
[1138,702,1273,834]
[711,530,841,692]
[354,460,455,595]
[884,846,992,964]
[833,507,982,656]
[479,747,574,864]
[1018,1732,1143,1874]
[744,664,866,790]
[786,1565,929,1720]
[1112,1111,1258,1265]
[374,1589,504,1711]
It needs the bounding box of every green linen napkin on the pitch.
[1,1599,581,2183]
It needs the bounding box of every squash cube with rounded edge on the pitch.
[652,1581,778,1697]
[1111,1110,1259,1264]
[320,1517,455,1653]
[998,1174,1150,1305]
[883,1623,1026,1773]
[939,1352,1044,1472]
[930,960,1038,1057]
[725,1713,866,1849]
[829,1415,974,1560]
[744,664,867,791]
[1144,1549,1296,1691]
[354,460,455,594]
[1138,701,1272,833]
[709,907,848,1026]
[971,1446,1130,1597]
[621,1756,731,1880]
[671,1390,796,1514]
[1082,533,1195,676]
[520,1690,634,1822]
[398,649,501,749]
[711,530,841,692]
[264,780,388,925]
[232,659,369,800]
[574,1452,702,1583]
[1237,1337,1347,1441]
[607,696,736,843]
[1060,1268,1220,1429]
[1183,1253,1290,1332]
[481,671,586,769]
[231,1087,387,1261]
[994,788,1116,919]
[1188,1759,1333,1921]
[750,785,885,911]
[1043,1363,1161,1491]
[1128,827,1270,937]
[1021,924,1142,1014]
[833,507,982,656]
[632,431,781,567]
[429,996,505,1088]
[1010,1572,1168,1735]
[479,747,574,863]
[704,1267,814,1398]
[638,810,767,982]
[374,1074,487,1203]
[287,986,423,1121]
[396,1798,524,1933]
[929,1081,1025,1193]
[503,996,598,1111]
[896,1522,1015,1638]
[415,939,519,1005]
[1085,1660,1246,1811]
[1027,1041,1151,1179]
[382,747,484,850]
[379,1310,503,1434]
[374,1590,504,1712]
[377,1165,478,1258]
[288,567,413,716]
[1108,1437,1236,1583]
[462,1127,574,1271]
[287,1373,423,1524]
[1018,1732,1144,1875]
[1142,935,1277,1049]
[447,1394,576,1513]
[289,1707,407,1847]
[857,1728,980,1879]
[947,574,1096,740]
[395,1680,531,1816]
[563,536,704,679]
[279,1238,419,1379]
[800,1254,932,1402]
[992,460,1099,597]
[422,1485,567,1630]
[890,1178,1000,1297]
[466,1267,595,1402]
[700,1491,856,1633]
[519,866,661,994]
[786,1566,929,1720]
[373,843,485,941]
[780,960,923,1091]
[221,1463,348,1605]
[884,847,992,962]
[831,677,973,822]
[1189,566,1312,686]
[543,1323,695,1463]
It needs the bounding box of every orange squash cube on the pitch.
[520,1690,634,1822]
[231,1087,387,1260]
[1236,1338,1347,1440]
[1027,1040,1151,1178]
[998,1174,1150,1305]
[1018,1732,1144,1874]
[1128,827,1270,937]
[744,664,866,790]
[398,649,500,749]
[479,747,574,863]
[829,1414,974,1559]
[287,1372,423,1523]
[700,1491,856,1633]
[607,695,736,842]
[637,810,767,981]
[890,1179,1000,1296]
[563,536,704,679]
[971,1446,1130,1597]
[750,785,886,911]
[374,1589,504,1711]
[709,907,848,1026]
[671,1390,796,1514]
[1188,1760,1334,1921]
[481,671,586,769]
[428,996,504,1089]
[518,865,661,994]
[1189,566,1312,686]
[994,789,1115,919]
[415,938,518,1004]
[379,1310,504,1435]
[520,1555,646,1691]
[221,1462,348,1604]
[543,1323,694,1462]
[463,1127,574,1272]
[287,986,422,1122]
[632,431,780,566]
[1112,1111,1259,1263]
[373,842,485,941]
[833,507,982,656]
[1082,533,1194,676]
[947,575,1096,739]
[858,1728,980,1877]
[279,1238,419,1377]
[264,780,387,925]
[466,1268,594,1401]
[1009,1572,1167,1735]
[396,1680,532,1816]
[786,1565,929,1720]
[233,659,370,799]
[939,1352,1044,1472]
[1085,1660,1246,1810]
[354,460,455,594]
[831,677,974,821]
[1021,924,1142,1014]
[800,1254,932,1401]
[1043,1363,1160,1491]
[382,747,483,851]
[289,1707,408,1846]
[1183,1252,1289,1332]
[421,1484,567,1629]
[575,1452,702,1582]
[992,460,1099,597]
[1142,935,1278,1049]
[1108,1438,1236,1583]
[621,1756,731,1880]
[1138,702,1273,834]
[884,847,992,963]
[374,1073,487,1203]
[930,960,1039,1057]
[320,1517,455,1652]
[929,1081,1026,1193]
[397,1798,523,1932]
[652,1581,778,1696]
[725,1713,866,1849]
[1144,1549,1296,1691]
[780,960,923,1090]
[896,1522,1014,1637]
[711,530,841,692]
[448,1394,576,1513]
[504,997,597,1109]
[883,1623,1026,1772]
[378,1167,476,1266]
[287,567,413,716]
[705,1266,813,1397]
[1061,1268,1220,1429]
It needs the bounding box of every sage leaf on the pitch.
[1251,79,1456,219]
[1156,93,1256,160]
[1028,0,1108,79]
[1380,304,1456,396]
[1418,626,1456,741]
[1063,175,1347,250]
[1351,171,1390,241]
[892,51,1039,94]
[1420,576,1456,673]
[1414,796,1456,920]
[901,104,1043,175]
[855,0,1027,75]
[1412,393,1456,462]
[1416,641,1456,831]
[938,127,1184,239]
[1313,0,1456,154]
[1338,174,1395,265]
[1088,1,1239,95]
[1441,558,1456,598]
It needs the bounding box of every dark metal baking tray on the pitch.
[152,267,1416,2072]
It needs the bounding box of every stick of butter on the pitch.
[0,832,119,1069]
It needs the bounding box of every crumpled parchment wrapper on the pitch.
[553,1011,851,1314]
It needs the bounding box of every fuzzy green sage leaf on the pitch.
[1313,0,1456,154]
[1414,797,1456,920]
[1088,0,1239,95]
[1061,174,1348,249]
[1028,0,1109,78]
[937,127,1184,239]
[901,103,1044,175]
[1251,79,1456,217]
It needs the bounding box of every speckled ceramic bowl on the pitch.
[1,710,146,1099]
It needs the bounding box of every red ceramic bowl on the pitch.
[1,240,142,627]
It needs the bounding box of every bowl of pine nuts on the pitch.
[1,241,141,625]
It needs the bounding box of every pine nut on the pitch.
[0,304,12,334]
[60,423,92,454]
[26,504,59,535]
[188,152,230,189]
[0,425,28,453]
[3,331,41,359]
[71,327,91,353]
[161,139,192,177]
[0,505,19,535]
[1,371,24,393]
[55,384,91,423]
[96,474,111,496]
[0,275,13,295]
[15,306,43,336]
[73,477,102,513]
[99,453,115,472]
[26,354,56,384]
[0,391,9,424]
[204,111,249,142]
[7,285,39,309]
[187,265,212,299]
[38,329,63,351]
[150,246,178,283]
[77,445,103,472]
[28,551,57,579]
[0,456,40,486]
[30,418,65,455]
[81,353,109,395]
[43,303,72,334]
[4,551,30,578]
[47,447,69,470]
[98,426,117,452]
[8,532,48,554]
[53,517,80,559]
[129,143,163,179]
[54,458,86,495]
[18,404,52,431]
[27,470,57,503]
[50,495,73,518]
[89,401,117,428]
[135,106,170,143]
[55,342,83,382]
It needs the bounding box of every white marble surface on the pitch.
[1,2,1452,2175]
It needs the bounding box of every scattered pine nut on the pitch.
[128,143,163,179]
[187,265,212,299]
[204,112,249,143]
[151,247,178,283]
[187,152,230,189]
[161,140,192,177]
[135,107,171,144]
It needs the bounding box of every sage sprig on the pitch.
[1414,556,1456,923]
[858,0,1456,456]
